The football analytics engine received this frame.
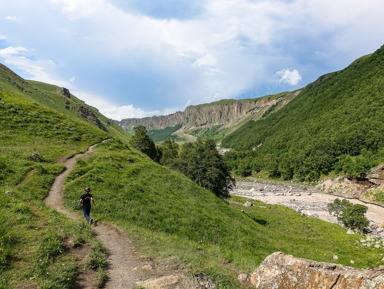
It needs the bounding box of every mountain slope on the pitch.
[0,63,127,139]
[118,90,299,142]
[222,45,384,180]
[1,63,382,288]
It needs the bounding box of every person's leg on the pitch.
[83,207,90,221]
[88,207,93,224]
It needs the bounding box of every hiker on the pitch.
[80,186,95,224]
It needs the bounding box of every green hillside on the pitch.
[0,64,127,140]
[0,81,109,288]
[1,63,383,288]
[222,45,384,181]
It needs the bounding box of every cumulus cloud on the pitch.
[276,69,302,85]
[2,0,384,119]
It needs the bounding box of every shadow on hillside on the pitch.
[243,212,267,226]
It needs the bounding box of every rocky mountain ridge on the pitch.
[117,90,300,141]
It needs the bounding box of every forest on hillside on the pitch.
[221,45,384,180]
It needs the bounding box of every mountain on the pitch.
[117,90,300,142]
[0,63,127,139]
[221,45,384,181]
[1,63,381,288]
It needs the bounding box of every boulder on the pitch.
[250,252,384,289]
[243,201,253,207]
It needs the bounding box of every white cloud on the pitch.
[0,34,6,40]
[276,69,302,85]
[5,16,21,21]
[2,0,384,119]
[74,91,160,120]
[0,46,27,57]
[0,46,68,87]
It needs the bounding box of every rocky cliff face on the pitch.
[118,91,300,133]
[251,252,384,289]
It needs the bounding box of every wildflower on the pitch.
[67,277,70,281]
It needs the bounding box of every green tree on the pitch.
[237,158,252,177]
[130,126,159,161]
[327,198,369,232]
[173,139,235,197]
[159,139,179,165]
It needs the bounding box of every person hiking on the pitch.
[80,186,95,224]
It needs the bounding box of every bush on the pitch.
[327,198,369,232]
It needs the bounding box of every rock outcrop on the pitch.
[56,87,71,98]
[251,252,384,289]
[117,91,300,134]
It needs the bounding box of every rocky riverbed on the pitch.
[230,178,384,236]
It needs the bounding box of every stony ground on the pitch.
[231,179,384,228]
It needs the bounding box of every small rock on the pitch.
[5,191,14,196]
[350,260,355,264]
[194,273,217,289]
[347,229,355,235]
[375,244,381,249]
[141,264,153,271]
[333,255,338,261]
[243,201,253,207]
[237,274,249,282]
[29,153,44,162]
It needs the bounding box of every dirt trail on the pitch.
[44,143,150,289]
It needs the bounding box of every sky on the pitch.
[1,0,384,121]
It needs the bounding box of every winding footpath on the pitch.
[44,143,149,289]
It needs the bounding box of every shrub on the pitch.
[327,198,369,232]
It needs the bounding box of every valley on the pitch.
[2,45,384,288]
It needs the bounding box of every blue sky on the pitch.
[1,0,384,120]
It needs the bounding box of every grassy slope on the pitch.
[222,45,384,151]
[0,63,127,140]
[63,138,383,288]
[0,76,109,288]
[1,63,383,288]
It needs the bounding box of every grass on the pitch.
[2,62,384,288]
[0,87,108,288]
[63,138,384,288]
[363,190,384,205]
